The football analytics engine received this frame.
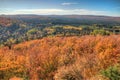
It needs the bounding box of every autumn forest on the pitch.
[0,14,120,80]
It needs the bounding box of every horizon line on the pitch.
[0,14,120,17]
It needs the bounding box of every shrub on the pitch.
[54,65,83,80]
[101,66,120,80]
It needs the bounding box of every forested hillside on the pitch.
[0,15,120,80]
[0,35,120,80]
[0,15,120,48]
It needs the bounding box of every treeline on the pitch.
[0,35,120,80]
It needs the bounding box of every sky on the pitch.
[0,0,120,16]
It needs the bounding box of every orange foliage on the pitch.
[0,35,120,79]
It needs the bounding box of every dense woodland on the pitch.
[0,15,120,80]
[0,36,120,80]
[0,15,120,47]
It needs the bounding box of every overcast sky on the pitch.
[0,0,120,16]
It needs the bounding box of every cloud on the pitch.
[16,9,64,14]
[0,8,115,16]
[61,2,78,6]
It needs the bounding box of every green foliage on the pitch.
[101,66,120,80]
[91,29,111,36]
[27,28,38,35]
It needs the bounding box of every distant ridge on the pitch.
[0,15,120,25]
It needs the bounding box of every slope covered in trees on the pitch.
[0,15,120,47]
[0,35,120,80]
[0,17,12,27]
[0,15,120,80]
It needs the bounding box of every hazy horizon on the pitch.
[1,14,120,17]
[0,0,120,17]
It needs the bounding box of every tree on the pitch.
[4,38,16,49]
[91,29,111,36]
